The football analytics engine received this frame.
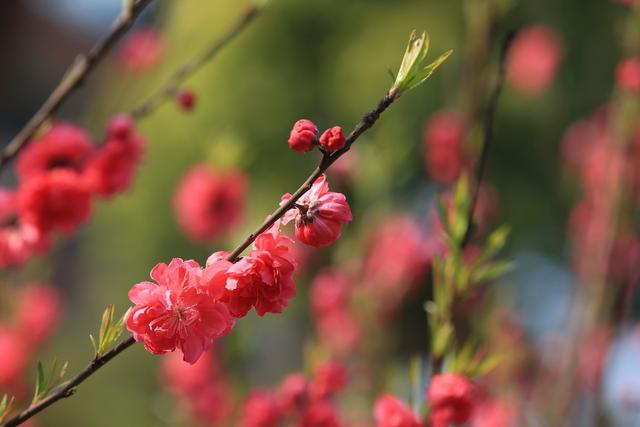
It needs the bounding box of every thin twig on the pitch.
[0,0,154,174]
[130,6,260,119]
[460,30,516,248]
[1,89,399,427]
[1,337,136,427]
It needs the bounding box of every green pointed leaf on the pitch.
[392,30,452,96]
[32,361,46,403]
[0,394,14,423]
[406,49,453,91]
[89,334,98,354]
[471,260,513,284]
[471,353,503,377]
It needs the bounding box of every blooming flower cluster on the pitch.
[173,164,248,243]
[126,221,301,362]
[238,360,347,427]
[0,283,62,393]
[1,119,145,269]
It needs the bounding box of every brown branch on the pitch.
[1,337,136,427]
[130,6,260,119]
[0,0,155,174]
[1,88,399,427]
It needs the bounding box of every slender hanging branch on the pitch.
[130,5,260,119]
[0,0,154,174]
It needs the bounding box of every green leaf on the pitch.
[95,305,128,356]
[32,361,46,404]
[387,68,396,82]
[432,321,454,358]
[470,353,503,377]
[405,49,453,92]
[0,394,14,423]
[471,260,513,284]
[391,30,452,96]
[483,225,510,260]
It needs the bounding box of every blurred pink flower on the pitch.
[126,258,234,364]
[615,57,640,93]
[278,373,308,411]
[310,269,350,317]
[14,283,62,346]
[118,27,165,74]
[17,170,92,234]
[423,109,467,184]
[173,165,247,244]
[161,350,231,425]
[316,309,361,355]
[298,400,343,427]
[16,123,92,183]
[309,361,348,400]
[0,188,49,269]
[239,389,282,427]
[427,373,476,427]
[362,215,432,309]
[83,115,145,197]
[281,175,352,248]
[373,394,421,427]
[506,25,563,96]
[471,398,515,427]
[0,328,28,389]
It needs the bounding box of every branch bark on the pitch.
[0,0,155,174]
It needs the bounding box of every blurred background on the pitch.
[0,0,639,426]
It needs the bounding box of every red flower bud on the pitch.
[177,89,197,111]
[319,126,346,152]
[288,119,318,152]
[107,114,135,139]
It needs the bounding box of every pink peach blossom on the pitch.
[206,223,297,317]
[126,258,234,364]
[281,175,352,247]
